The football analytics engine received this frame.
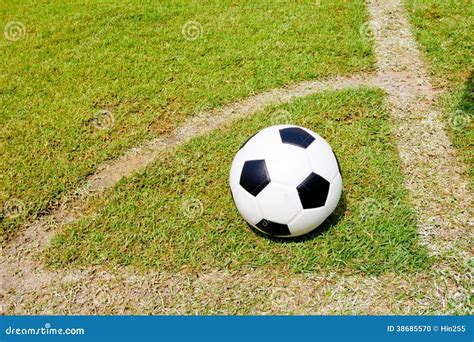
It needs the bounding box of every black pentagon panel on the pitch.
[239,160,271,196]
[297,172,330,209]
[279,127,315,149]
[256,219,291,236]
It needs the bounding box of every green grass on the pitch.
[405,0,473,181]
[45,88,430,275]
[0,0,374,243]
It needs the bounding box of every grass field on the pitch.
[0,0,374,243]
[1,0,472,316]
[45,88,431,274]
[405,0,473,181]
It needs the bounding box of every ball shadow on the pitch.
[247,191,347,243]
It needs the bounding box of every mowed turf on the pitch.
[45,89,431,275]
[405,0,473,181]
[0,0,374,243]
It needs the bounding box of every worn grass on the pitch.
[45,89,431,275]
[0,0,374,243]
[405,0,473,182]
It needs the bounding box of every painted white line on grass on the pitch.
[0,74,372,297]
[368,0,472,255]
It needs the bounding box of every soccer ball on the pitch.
[229,125,342,237]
